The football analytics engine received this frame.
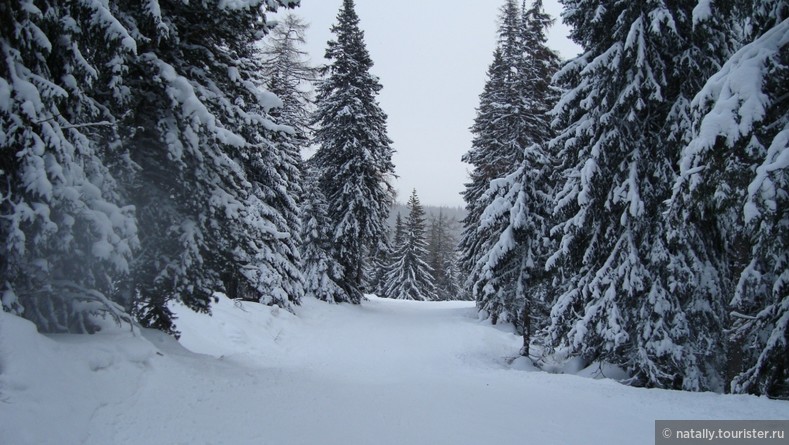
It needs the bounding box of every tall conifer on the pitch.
[547,0,712,389]
[671,0,789,395]
[464,1,559,335]
[311,0,396,304]
[459,1,524,287]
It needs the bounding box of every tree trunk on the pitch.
[520,300,531,357]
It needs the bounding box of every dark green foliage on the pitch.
[114,0,303,335]
[311,0,396,303]
[301,164,347,304]
[671,0,789,396]
[0,0,138,333]
[1,0,304,336]
[462,0,560,333]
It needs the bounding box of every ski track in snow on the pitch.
[2,295,788,445]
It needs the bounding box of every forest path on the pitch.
[279,297,513,380]
[77,296,788,445]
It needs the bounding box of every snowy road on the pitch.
[3,296,788,445]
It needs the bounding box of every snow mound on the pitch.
[171,292,297,365]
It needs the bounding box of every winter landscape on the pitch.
[1,0,787,444]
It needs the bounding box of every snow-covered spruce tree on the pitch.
[300,164,346,303]
[441,251,464,301]
[372,211,405,296]
[661,0,742,392]
[473,144,555,357]
[547,0,717,389]
[728,0,789,401]
[428,214,446,288]
[311,0,396,304]
[382,190,437,301]
[474,3,563,336]
[245,11,317,308]
[0,0,138,332]
[427,211,462,300]
[518,0,563,135]
[110,0,302,334]
[466,0,560,331]
[673,1,788,396]
[459,1,524,287]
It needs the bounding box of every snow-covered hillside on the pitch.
[2,296,787,445]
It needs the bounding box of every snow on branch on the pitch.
[148,55,246,148]
[82,0,137,53]
[678,19,789,217]
[688,21,788,153]
[217,0,300,11]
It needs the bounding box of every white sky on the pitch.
[287,0,581,207]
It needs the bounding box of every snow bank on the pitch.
[0,311,158,445]
[172,293,298,365]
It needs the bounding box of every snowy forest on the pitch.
[1,0,788,442]
[459,0,788,396]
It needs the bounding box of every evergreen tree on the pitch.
[363,247,387,296]
[671,0,788,396]
[249,11,319,306]
[0,0,138,332]
[727,0,788,399]
[460,0,560,306]
[112,0,301,334]
[428,211,463,300]
[382,190,437,301]
[473,145,554,357]
[2,0,305,335]
[258,14,317,236]
[660,0,740,392]
[464,0,560,332]
[311,0,396,304]
[428,212,449,300]
[301,165,346,303]
[442,250,464,301]
[363,232,394,296]
[370,212,404,296]
[459,1,524,285]
[428,214,444,278]
[547,0,714,389]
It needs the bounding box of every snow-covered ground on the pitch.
[2,295,787,445]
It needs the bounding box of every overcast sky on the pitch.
[285,0,581,207]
